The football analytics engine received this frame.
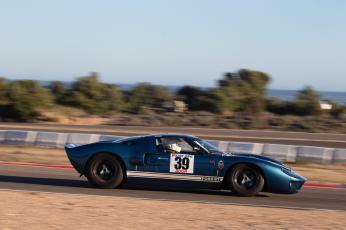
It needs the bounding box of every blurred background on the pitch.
[1,70,346,133]
[0,0,345,132]
[0,0,345,183]
[0,1,346,229]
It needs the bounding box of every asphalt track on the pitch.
[0,164,345,211]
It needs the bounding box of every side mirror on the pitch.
[193,146,200,152]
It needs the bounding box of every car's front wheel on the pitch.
[85,153,124,189]
[227,164,264,196]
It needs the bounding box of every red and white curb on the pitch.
[304,183,344,189]
[0,161,345,189]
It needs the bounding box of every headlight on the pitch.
[290,181,304,190]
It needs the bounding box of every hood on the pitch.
[229,153,284,166]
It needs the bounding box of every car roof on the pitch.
[114,133,197,143]
[144,133,197,139]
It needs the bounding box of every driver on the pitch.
[166,143,182,154]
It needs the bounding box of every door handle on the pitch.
[157,157,169,160]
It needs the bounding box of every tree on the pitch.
[177,70,271,114]
[330,104,346,119]
[0,77,8,105]
[49,81,67,104]
[101,84,124,112]
[266,87,323,116]
[6,80,52,121]
[295,86,321,116]
[297,86,320,102]
[57,73,124,114]
[216,69,271,114]
[177,86,221,113]
[127,83,173,113]
[177,86,203,108]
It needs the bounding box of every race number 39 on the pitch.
[170,153,194,174]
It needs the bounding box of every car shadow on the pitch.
[0,175,89,188]
[123,177,269,197]
[0,175,269,198]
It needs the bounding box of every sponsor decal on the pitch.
[217,160,224,170]
[201,176,223,182]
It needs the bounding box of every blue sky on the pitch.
[0,0,345,91]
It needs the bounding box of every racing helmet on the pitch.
[167,143,181,153]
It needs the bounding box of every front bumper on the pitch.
[281,167,306,193]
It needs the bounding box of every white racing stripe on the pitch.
[127,171,223,183]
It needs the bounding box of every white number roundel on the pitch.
[169,153,194,174]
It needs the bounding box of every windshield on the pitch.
[193,138,221,154]
[113,136,141,143]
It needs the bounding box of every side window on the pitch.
[176,139,194,152]
[155,138,165,152]
[157,137,196,153]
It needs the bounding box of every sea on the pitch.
[34,80,346,105]
[267,89,346,105]
[119,84,346,105]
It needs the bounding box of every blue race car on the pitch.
[65,134,306,196]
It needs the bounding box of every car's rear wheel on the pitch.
[227,164,264,196]
[85,154,124,189]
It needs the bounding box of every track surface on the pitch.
[1,123,346,147]
[0,164,345,211]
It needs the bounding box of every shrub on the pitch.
[56,73,124,114]
[266,86,322,116]
[216,69,271,114]
[127,83,173,113]
[5,80,52,121]
[330,104,346,119]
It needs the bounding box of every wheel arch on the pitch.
[222,162,268,191]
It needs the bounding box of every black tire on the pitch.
[227,164,264,196]
[85,153,124,189]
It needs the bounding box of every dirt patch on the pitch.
[0,145,69,165]
[288,163,346,184]
[38,106,113,125]
[0,190,345,229]
[29,106,346,133]
[0,145,345,184]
